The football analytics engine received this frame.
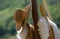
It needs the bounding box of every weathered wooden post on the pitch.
[31,0,41,39]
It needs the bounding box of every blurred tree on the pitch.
[0,26,6,36]
[0,0,9,10]
[5,16,13,31]
[48,0,57,5]
[23,0,29,7]
[54,0,60,27]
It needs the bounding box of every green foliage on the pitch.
[0,0,9,10]
[0,0,30,36]
[49,1,60,27]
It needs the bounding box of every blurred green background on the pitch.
[0,0,60,39]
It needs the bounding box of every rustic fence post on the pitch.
[31,0,41,39]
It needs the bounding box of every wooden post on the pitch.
[31,0,41,39]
